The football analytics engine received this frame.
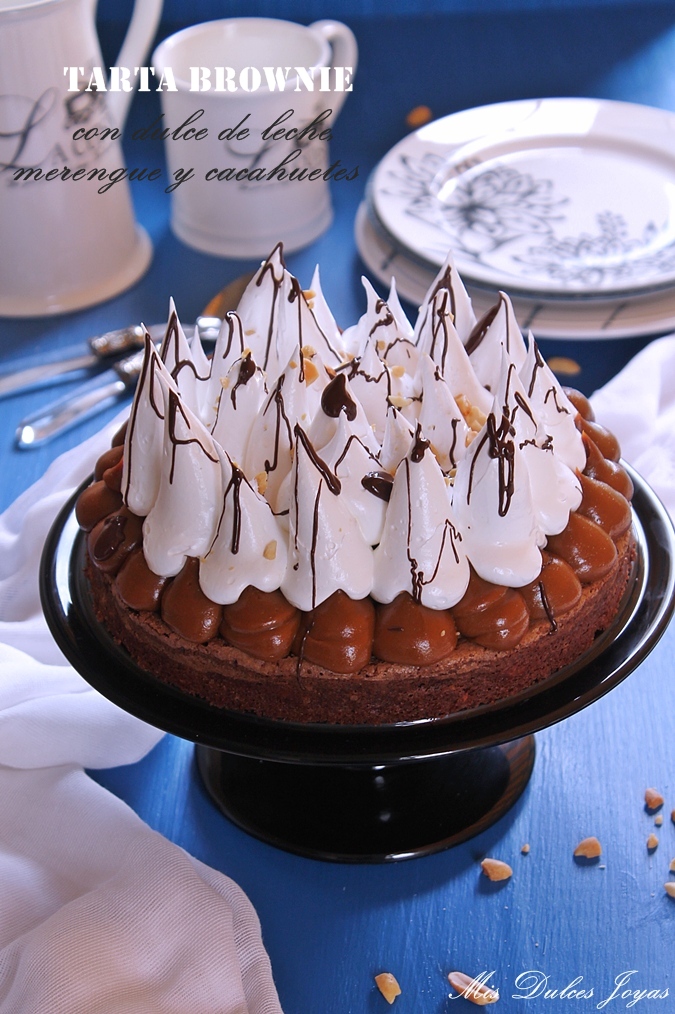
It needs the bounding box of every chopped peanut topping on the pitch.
[301,344,316,358]
[244,329,255,336]
[255,472,268,495]
[645,788,664,810]
[481,858,512,882]
[390,364,405,378]
[375,972,401,1005]
[655,815,664,826]
[664,883,675,899]
[574,836,602,859]
[387,394,412,410]
[521,844,530,855]
[303,358,320,385]
[647,833,659,851]
[448,971,499,1005]
[263,540,277,561]
[669,858,675,872]
[220,377,230,390]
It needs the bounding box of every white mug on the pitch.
[0,0,162,317]
[152,17,358,258]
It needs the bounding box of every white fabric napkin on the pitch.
[0,421,283,1014]
[590,333,675,517]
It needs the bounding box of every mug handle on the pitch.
[309,20,359,120]
[106,0,164,130]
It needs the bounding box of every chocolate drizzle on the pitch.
[428,290,452,373]
[321,373,357,420]
[167,389,218,484]
[368,298,395,337]
[262,373,292,477]
[208,459,247,557]
[361,470,393,501]
[294,425,341,495]
[230,353,256,408]
[410,424,430,463]
[401,458,462,603]
[465,299,500,356]
[161,308,209,385]
[254,242,286,371]
[538,580,558,632]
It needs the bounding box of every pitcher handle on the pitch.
[106,0,164,130]
[308,20,358,121]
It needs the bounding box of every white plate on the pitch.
[371,97,675,299]
[355,202,675,340]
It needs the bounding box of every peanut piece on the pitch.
[647,833,659,851]
[375,972,401,1005]
[521,844,530,854]
[448,971,499,1005]
[263,540,277,561]
[574,836,602,859]
[664,883,675,899]
[481,858,513,882]
[645,788,664,810]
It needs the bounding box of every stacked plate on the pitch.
[357,97,675,339]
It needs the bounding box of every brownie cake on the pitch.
[76,246,635,724]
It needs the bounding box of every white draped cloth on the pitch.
[0,421,283,1014]
[0,334,673,1012]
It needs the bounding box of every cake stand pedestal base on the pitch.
[195,735,536,863]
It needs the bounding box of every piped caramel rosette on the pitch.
[78,246,635,724]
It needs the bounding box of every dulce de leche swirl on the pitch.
[294,591,375,673]
[452,571,530,651]
[373,592,457,665]
[519,551,582,628]
[161,558,222,644]
[115,548,168,612]
[87,507,143,575]
[222,586,300,661]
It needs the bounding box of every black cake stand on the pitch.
[40,467,675,863]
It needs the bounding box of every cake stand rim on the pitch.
[39,465,675,765]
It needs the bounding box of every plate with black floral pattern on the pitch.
[371,98,675,300]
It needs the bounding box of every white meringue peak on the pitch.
[418,355,470,471]
[199,445,287,605]
[203,312,246,427]
[122,334,178,518]
[372,428,470,609]
[244,350,310,512]
[339,276,403,359]
[210,353,268,468]
[160,299,208,415]
[466,291,527,393]
[281,425,374,610]
[519,332,587,473]
[387,277,414,340]
[234,242,293,381]
[320,413,387,546]
[494,352,581,537]
[142,386,222,578]
[337,342,391,443]
[306,265,345,364]
[415,288,492,415]
[452,395,544,587]
[413,252,476,345]
[379,406,414,474]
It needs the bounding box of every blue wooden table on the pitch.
[2,6,675,1010]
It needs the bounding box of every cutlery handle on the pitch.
[16,377,128,448]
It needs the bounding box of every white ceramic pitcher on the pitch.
[0,0,163,317]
